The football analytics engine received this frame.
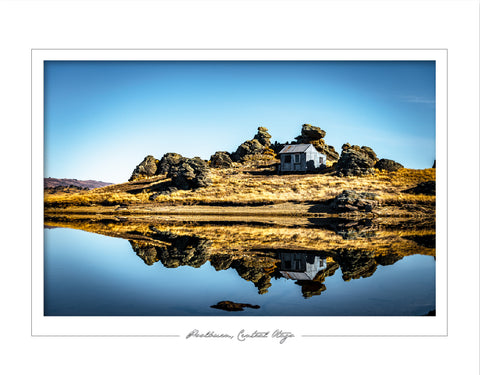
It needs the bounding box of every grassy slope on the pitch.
[44,163,436,216]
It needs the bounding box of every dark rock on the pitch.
[210,301,260,312]
[336,144,378,176]
[297,123,326,140]
[375,158,404,172]
[432,160,436,168]
[403,181,436,196]
[293,124,339,161]
[157,152,184,175]
[167,156,211,190]
[231,127,276,163]
[331,190,379,212]
[149,187,178,200]
[129,155,160,181]
[209,151,233,168]
[231,138,265,162]
[253,126,272,147]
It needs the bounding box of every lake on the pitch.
[43,217,436,316]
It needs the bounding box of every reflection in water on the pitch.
[44,214,436,315]
[121,225,432,297]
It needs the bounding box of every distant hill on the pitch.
[44,178,113,190]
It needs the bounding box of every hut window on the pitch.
[294,154,300,163]
[284,155,291,163]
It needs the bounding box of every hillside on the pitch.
[44,161,435,218]
[44,178,113,190]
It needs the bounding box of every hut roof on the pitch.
[278,144,313,154]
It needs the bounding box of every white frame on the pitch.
[32,49,447,338]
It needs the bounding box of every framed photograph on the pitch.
[32,49,447,339]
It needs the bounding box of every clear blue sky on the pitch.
[44,60,435,183]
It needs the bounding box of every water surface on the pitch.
[44,222,435,316]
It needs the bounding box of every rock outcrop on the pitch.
[403,181,436,196]
[131,153,212,195]
[209,151,233,168]
[374,158,404,172]
[330,190,379,212]
[210,301,260,311]
[157,153,184,175]
[253,126,272,147]
[293,124,339,161]
[335,144,378,176]
[231,127,275,162]
[129,155,160,181]
[167,157,211,190]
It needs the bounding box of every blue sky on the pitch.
[44,60,435,183]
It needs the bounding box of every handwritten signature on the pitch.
[186,329,294,344]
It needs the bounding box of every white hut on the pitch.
[278,144,326,172]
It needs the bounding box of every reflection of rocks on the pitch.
[129,229,210,268]
[334,249,377,281]
[374,253,404,266]
[331,190,378,212]
[129,241,159,265]
[296,281,326,298]
[403,234,435,248]
[210,254,277,294]
[210,300,260,311]
[334,218,377,239]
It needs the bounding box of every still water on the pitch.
[44,225,435,316]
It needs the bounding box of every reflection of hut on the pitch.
[279,252,327,281]
[279,144,326,172]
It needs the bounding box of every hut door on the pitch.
[294,154,301,171]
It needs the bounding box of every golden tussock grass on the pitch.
[45,166,435,208]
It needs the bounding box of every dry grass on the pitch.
[44,165,435,208]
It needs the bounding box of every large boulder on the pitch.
[157,152,184,175]
[167,156,211,190]
[231,138,265,162]
[209,151,233,168]
[297,123,326,140]
[330,190,379,212]
[294,124,339,161]
[403,181,435,196]
[335,144,379,176]
[253,126,272,147]
[129,155,160,181]
[375,158,404,172]
[231,127,274,162]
